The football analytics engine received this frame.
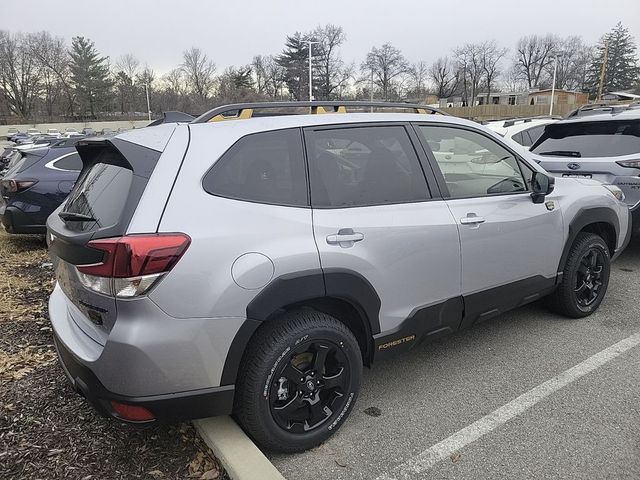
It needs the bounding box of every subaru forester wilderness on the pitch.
[47,102,631,452]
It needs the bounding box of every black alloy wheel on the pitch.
[574,248,605,308]
[270,340,350,433]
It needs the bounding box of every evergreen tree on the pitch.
[276,33,321,100]
[69,36,113,117]
[587,23,640,96]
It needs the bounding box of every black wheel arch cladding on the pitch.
[220,268,381,386]
[558,207,618,273]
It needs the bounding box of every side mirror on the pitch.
[531,172,554,204]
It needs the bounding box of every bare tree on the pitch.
[543,36,593,90]
[514,34,558,88]
[408,61,429,97]
[28,31,74,116]
[481,40,508,102]
[454,43,484,105]
[312,24,353,99]
[0,31,41,118]
[361,43,409,100]
[429,57,460,99]
[181,47,216,103]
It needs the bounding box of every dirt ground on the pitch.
[0,232,227,480]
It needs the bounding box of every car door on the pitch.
[304,123,462,350]
[414,124,564,327]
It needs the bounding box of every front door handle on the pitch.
[326,228,364,248]
[460,214,486,225]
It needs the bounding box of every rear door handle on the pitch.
[460,215,486,225]
[326,228,364,247]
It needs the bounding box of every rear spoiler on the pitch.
[147,111,195,127]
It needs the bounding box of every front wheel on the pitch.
[234,309,362,452]
[549,232,611,318]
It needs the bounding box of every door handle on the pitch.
[326,228,364,247]
[460,215,486,225]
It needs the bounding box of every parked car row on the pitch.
[3,126,128,142]
[35,101,634,454]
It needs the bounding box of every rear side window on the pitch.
[203,128,308,207]
[521,125,546,146]
[305,125,429,207]
[53,153,82,171]
[63,163,133,231]
[532,120,640,157]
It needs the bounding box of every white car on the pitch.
[484,117,559,147]
[61,127,80,138]
[26,128,41,137]
[46,128,61,137]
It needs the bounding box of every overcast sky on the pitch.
[6,0,640,73]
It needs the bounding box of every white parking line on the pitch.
[377,332,640,480]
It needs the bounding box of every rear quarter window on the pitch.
[202,128,308,207]
[532,120,640,157]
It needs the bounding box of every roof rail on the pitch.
[565,103,633,118]
[192,101,447,123]
[501,115,561,127]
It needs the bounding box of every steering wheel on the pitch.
[487,176,526,194]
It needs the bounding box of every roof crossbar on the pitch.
[192,101,447,123]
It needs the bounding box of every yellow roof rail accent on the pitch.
[415,108,427,114]
[209,108,254,122]
[311,105,347,114]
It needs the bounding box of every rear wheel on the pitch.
[549,232,610,318]
[234,309,362,452]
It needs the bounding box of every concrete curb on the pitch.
[194,416,286,480]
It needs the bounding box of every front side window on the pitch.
[418,125,528,198]
[202,128,308,207]
[305,125,430,207]
[531,120,640,157]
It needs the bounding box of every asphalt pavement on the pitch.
[269,239,640,479]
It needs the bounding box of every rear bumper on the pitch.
[53,329,235,422]
[0,204,46,234]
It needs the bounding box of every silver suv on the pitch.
[47,102,631,452]
[530,104,640,226]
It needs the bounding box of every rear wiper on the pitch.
[58,211,95,222]
[537,150,582,157]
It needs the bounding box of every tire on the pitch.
[549,232,611,318]
[234,309,362,452]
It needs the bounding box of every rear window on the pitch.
[532,120,640,157]
[62,163,133,231]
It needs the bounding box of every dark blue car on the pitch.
[0,139,83,234]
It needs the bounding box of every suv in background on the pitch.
[47,102,630,453]
[1,138,84,233]
[485,116,559,147]
[531,105,640,226]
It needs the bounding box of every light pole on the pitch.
[549,54,562,116]
[144,83,151,121]
[308,40,319,102]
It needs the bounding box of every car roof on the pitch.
[560,106,640,124]
[486,118,557,136]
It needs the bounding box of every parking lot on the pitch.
[269,240,640,480]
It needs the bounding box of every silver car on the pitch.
[47,102,631,452]
[531,105,640,226]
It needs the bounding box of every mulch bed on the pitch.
[0,233,227,480]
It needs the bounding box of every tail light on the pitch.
[75,233,191,298]
[1,179,37,193]
[616,159,640,169]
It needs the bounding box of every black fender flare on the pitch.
[557,207,619,273]
[219,268,381,385]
